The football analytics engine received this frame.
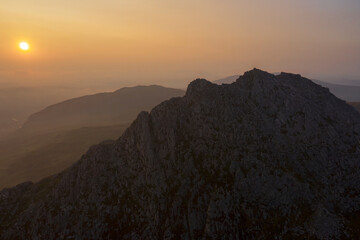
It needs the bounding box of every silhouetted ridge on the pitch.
[242,67,276,80]
[21,85,184,132]
[279,71,302,78]
[215,70,360,102]
[1,69,360,239]
[185,78,214,97]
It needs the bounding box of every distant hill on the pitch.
[213,75,239,84]
[22,85,185,133]
[325,79,360,86]
[0,85,184,188]
[0,87,97,138]
[214,75,360,102]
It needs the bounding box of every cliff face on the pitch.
[1,69,360,239]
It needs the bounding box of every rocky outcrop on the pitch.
[214,75,360,102]
[1,69,360,239]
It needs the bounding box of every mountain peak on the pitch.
[185,78,215,98]
[244,67,274,78]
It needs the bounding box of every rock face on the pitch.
[214,75,360,102]
[1,69,360,239]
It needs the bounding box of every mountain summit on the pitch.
[1,69,360,239]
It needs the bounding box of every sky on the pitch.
[1,0,360,89]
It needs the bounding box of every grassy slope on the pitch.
[0,124,129,189]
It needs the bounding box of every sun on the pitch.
[19,42,30,51]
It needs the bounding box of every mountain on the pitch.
[0,124,129,189]
[21,85,185,132]
[324,79,360,87]
[349,102,360,112]
[1,69,360,239]
[0,86,99,139]
[215,75,360,102]
[0,85,184,188]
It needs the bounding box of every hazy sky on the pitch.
[1,0,360,89]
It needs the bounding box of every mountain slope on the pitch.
[1,69,360,239]
[0,87,96,138]
[214,75,360,101]
[21,85,185,132]
[0,85,183,189]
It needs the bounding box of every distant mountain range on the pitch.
[0,87,97,138]
[1,69,360,239]
[214,75,360,102]
[213,75,240,84]
[0,85,185,188]
[311,80,360,102]
[21,85,185,133]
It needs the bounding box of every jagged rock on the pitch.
[1,69,360,239]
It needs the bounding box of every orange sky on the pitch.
[1,0,360,89]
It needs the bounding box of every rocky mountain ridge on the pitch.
[214,74,360,102]
[1,69,360,239]
[0,85,184,189]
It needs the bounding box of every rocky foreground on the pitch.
[1,69,360,239]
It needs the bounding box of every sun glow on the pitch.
[19,42,30,51]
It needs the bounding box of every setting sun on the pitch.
[19,42,29,51]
